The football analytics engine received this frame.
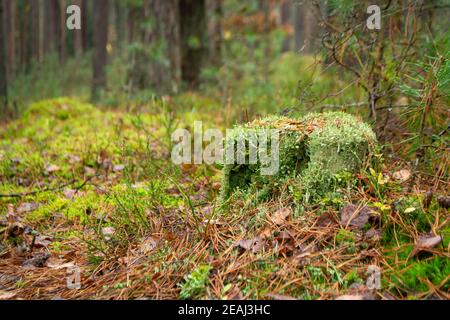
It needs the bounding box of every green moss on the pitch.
[220,112,377,204]
[388,255,450,294]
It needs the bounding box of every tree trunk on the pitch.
[31,0,41,62]
[280,0,292,52]
[44,0,61,58]
[0,0,7,112]
[128,0,181,94]
[59,0,66,64]
[114,0,127,54]
[295,1,320,53]
[18,0,32,72]
[179,0,207,87]
[207,0,222,66]
[72,0,83,56]
[4,0,15,76]
[92,0,109,101]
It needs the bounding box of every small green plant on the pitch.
[178,265,212,299]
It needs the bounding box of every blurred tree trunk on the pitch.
[207,0,222,66]
[72,0,84,56]
[44,0,58,55]
[19,0,32,72]
[280,0,292,52]
[294,2,305,52]
[31,0,41,62]
[114,0,127,54]
[59,0,66,64]
[81,0,88,51]
[0,0,7,111]
[179,0,207,87]
[128,0,180,94]
[295,1,320,53]
[92,0,109,101]
[4,0,15,76]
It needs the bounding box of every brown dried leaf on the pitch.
[411,234,442,257]
[17,202,38,214]
[139,237,158,254]
[45,164,60,174]
[392,169,411,182]
[235,236,264,253]
[340,204,377,229]
[22,253,50,268]
[437,195,450,209]
[33,235,53,248]
[316,212,336,227]
[101,227,116,241]
[270,207,291,225]
[226,286,244,300]
[113,164,125,172]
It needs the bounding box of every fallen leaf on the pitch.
[22,253,50,268]
[33,235,53,248]
[101,227,116,241]
[336,283,376,300]
[139,237,158,254]
[411,234,442,257]
[68,154,81,164]
[211,182,221,191]
[17,202,38,214]
[269,207,291,225]
[113,164,125,172]
[437,195,450,209]
[364,228,381,241]
[235,237,264,253]
[259,227,272,239]
[340,204,377,229]
[6,204,18,223]
[63,188,76,199]
[84,166,96,176]
[393,169,411,182]
[45,164,60,174]
[316,212,336,227]
[46,259,75,270]
[404,207,416,213]
[0,290,16,300]
[226,286,244,300]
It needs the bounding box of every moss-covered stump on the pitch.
[221,112,378,203]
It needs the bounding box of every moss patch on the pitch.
[221,112,378,203]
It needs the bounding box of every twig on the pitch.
[0,175,94,198]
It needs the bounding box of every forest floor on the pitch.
[0,93,449,300]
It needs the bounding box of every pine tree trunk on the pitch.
[59,0,66,64]
[128,0,181,94]
[92,0,109,101]
[179,0,207,87]
[0,0,7,112]
[72,0,83,56]
[280,0,292,52]
[207,0,222,66]
[4,0,15,76]
[31,0,41,62]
